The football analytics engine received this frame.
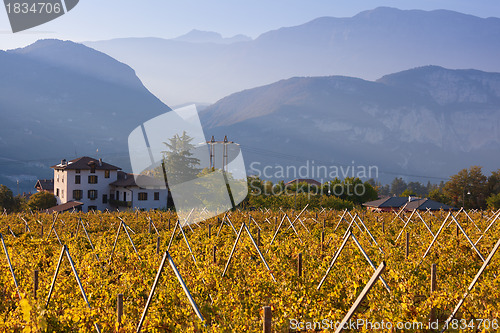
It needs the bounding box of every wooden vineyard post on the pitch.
[168,219,170,231]
[335,262,386,333]
[406,232,410,259]
[209,224,211,238]
[456,224,459,243]
[263,306,272,333]
[323,219,326,230]
[430,264,437,325]
[213,245,217,264]
[320,231,325,253]
[382,218,385,234]
[117,293,123,327]
[297,253,302,277]
[40,225,43,237]
[34,270,39,299]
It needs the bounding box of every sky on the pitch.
[1,0,500,50]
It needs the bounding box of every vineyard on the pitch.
[1,208,500,332]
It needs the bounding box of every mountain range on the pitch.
[1,7,500,193]
[85,7,500,106]
[200,66,500,183]
[0,39,170,193]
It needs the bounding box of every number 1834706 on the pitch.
[6,2,62,14]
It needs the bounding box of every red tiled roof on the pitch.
[51,156,121,171]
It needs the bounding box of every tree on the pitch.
[487,169,500,196]
[401,189,416,198]
[487,193,500,210]
[390,177,407,196]
[407,181,428,196]
[325,177,377,204]
[428,189,451,205]
[0,185,15,213]
[378,184,390,197]
[444,166,488,209]
[28,191,57,210]
[161,131,201,186]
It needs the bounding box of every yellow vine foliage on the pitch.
[0,209,498,332]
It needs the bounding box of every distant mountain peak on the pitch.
[173,29,251,44]
[9,38,142,89]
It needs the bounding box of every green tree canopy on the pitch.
[28,191,57,210]
[161,131,201,186]
[0,185,15,213]
[428,189,451,205]
[487,193,500,210]
[390,177,407,196]
[444,166,488,209]
[400,189,417,198]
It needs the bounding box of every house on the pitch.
[35,179,54,194]
[363,196,456,212]
[51,156,121,211]
[363,197,410,212]
[37,156,169,212]
[404,198,457,211]
[109,171,170,211]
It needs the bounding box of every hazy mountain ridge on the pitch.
[173,29,252,44]
[201,66,500,182]
[0,40,171,192]
[85,7,500,105]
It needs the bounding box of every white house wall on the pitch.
[113,186,168,212]
[54,168,118,212]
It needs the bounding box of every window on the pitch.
[88,190,98,200]
[62,176,64,183]
[123,192,126,201]
[88,175,98,184]
[138,192,148,201]
[154,192,160,201]
[56,174,59,182]
[76,169,81,174]
[73,190,83,200]
[61,190,64,198]
[56,188,59,197]
[102,194,108,204]
[75,175,81,184]
[105,170,110,178]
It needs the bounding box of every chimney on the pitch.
[99,158,102,166]
[61,159,66,166]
